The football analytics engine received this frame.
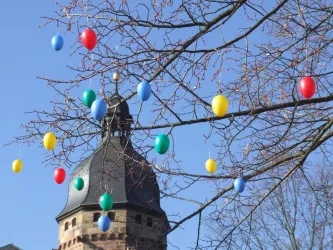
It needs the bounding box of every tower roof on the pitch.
[57,93,168,228]
[0,244,22,250]
[108,93,130,115]
[56,111,166,221]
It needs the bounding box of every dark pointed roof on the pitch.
[0,244,22,250]
[108,93,130,115]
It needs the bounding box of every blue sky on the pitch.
[0,1,279,249]
[0,1,65,249]
[0,1,207,249]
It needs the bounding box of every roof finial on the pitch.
[113,72,120,95]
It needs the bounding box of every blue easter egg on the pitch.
[98,215,111,232]
[137,80,151,101]
[51,35,64,51]
[91,99,107,121]
[234,177,246,193]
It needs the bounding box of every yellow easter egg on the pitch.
[12,159,23,173]
[212,95,228,117]
[43,132,57,151]
[205,159,217,174]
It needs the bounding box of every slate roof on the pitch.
[108,93,130,115]
[0,244,22,250]
[56,95,168,223]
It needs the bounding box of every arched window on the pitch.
[73,239,76,245]
[72,218,76,227]
[83,234,89,242]
[147,217,153,227]
[63,243,66,249]
[68,241,71,247]
[135,214,142,224]
[91,234,98,241]
[64,222,69,231]
[58,245,62,250]
[100,234,107,241]
[108,212,115,221]
[118,233,124,240]
[93,213,100,222]
[110,234,116,240]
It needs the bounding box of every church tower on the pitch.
[55,93,169,250]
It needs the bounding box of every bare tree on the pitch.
[206,161,333,249]
[8,0,333,249]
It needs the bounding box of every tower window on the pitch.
[73,239,76,245]
[147,217,153,227]
[72,218,76,227]
[118,233,124,240]
[93,212,100,222]
[100,234,107,241]
[92,234,97,241]
[64,222,69,231]
[110,234,116,240]
[135,214,142,224]
[108,212,115,221]
[82,234,89,242]
[68,241,71,247]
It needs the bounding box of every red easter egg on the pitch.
[299,76,316,99]
[54,168,66,184]
[81,29,97,50]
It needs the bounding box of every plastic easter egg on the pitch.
[98,215,111,232]
[137,80,151,101]
[91,99,107,121]
[54,168,66,184]
[99,193,113,211]
[74,177,84,191]
[205,159,216,174]
[234,177,246,193]
[154,134,170,154]
[51,35,64,51]
[43,132,57,151]
[212,95,228,117]
[81,29,97,50]
[82,89,96,108]
[12,159,23,173]
[299,76,316,98]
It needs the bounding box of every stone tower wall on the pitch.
[58,211,84,249]
[58,209,167,250]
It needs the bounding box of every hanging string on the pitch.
[104,180,108,194]
[85,0,89,27]
[218,72,222,95]
[18,143,21,159]
[89,51,94,89]
[305,34,309,77]
[208,149,211,159]
[56,21,59,35]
